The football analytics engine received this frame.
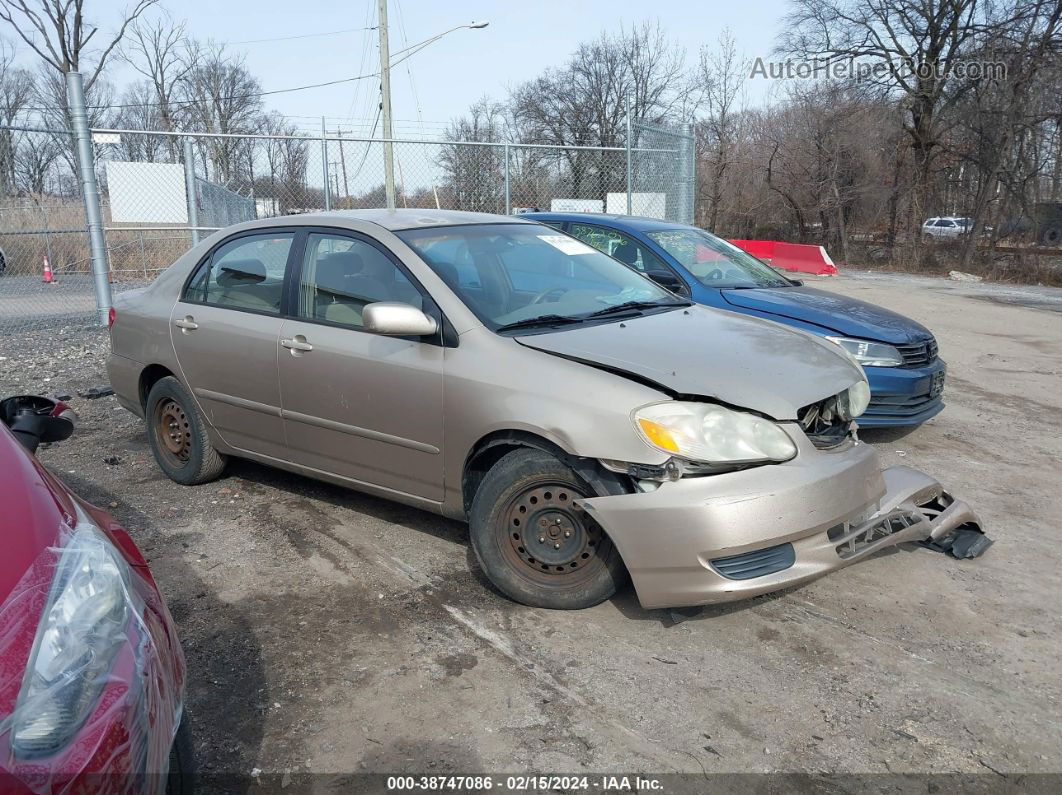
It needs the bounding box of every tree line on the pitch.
[1,0,1061,272]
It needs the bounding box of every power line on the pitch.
[223,26,377,46]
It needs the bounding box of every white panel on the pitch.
[549,198,604,213]
[105,161,188,224]
[605,192,667,219]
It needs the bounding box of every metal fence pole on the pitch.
[182,137,201,247]
[626,108,633,215]
[503,143,511,215]
[66,71,111,325]
[683,123,695,226]
[321,117,331,211]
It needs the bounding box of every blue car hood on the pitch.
[720,286,932,344]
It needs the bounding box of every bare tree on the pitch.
[0,39,35,193]
[121,14,197,157]
[695,29,746,231]
[12,127,59,194]
[511,21,687,200]
[439,98,506,212]
[179,45,262,185]
[779,0,991,242]
[955,0,1062,265]
[0,0,158,89]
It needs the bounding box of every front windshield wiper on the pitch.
[583,299,690,318]
[495,314,583,333]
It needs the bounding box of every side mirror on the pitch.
[648,271,685,292]
[362,302,439,336]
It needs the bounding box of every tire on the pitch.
[469,448,628,609]
[166,717,195,795]
[145,376,227,485]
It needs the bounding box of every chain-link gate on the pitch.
[0,118,693,335]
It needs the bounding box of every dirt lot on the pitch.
[2,270,1061,788]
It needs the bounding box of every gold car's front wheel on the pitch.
[469,449,627,609]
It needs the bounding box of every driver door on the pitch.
[276,230,445,502]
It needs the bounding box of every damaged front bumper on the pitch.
[579,431,989,610]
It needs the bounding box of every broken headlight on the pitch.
[633,401,797,466]
[826,336,903,367]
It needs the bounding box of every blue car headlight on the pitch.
[826,336,904,367]
[9,514,131,758]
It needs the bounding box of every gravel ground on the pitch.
[1,271,1061,789]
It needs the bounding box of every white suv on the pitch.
[922,217,973,240]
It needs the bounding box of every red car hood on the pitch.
[0,424,76,600]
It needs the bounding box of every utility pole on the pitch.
[336,127,350,207]
[377,0,396,209]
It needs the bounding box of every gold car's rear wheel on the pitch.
[154,398,192,466]
[469,448,628,609]
[145,376,227,486]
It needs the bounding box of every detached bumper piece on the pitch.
[821,468,992,564]
[580,458,992,609]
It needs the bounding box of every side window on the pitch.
[568,224,669,274]
[184,233,293,314]
[297,233,423,329]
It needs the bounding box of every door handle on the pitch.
[281,335,313,353]
[174,315,198,332]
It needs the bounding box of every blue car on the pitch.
[524,213,945,428]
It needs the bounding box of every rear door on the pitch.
[276,229,445,501]
[170,231,296,459]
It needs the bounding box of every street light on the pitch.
[377,5,490,209]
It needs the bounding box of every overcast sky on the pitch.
[5,0,791,136]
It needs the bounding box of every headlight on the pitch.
[10,516,132,758]
[846,380,871,418]
[634,402,797,465]
[826,336,903,367]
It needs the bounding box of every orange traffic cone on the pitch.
[42,256,56,284]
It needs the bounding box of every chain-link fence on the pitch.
[0,120,693,334]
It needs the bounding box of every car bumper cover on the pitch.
[579,434,986,609]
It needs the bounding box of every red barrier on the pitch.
[727,239,839,276]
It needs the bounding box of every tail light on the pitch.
[107,306,116,329]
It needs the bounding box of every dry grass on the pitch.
[848,240,1062,287]
[1,199,193,282]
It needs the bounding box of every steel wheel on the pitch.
[501,481,608,588]
[154,397,192,467]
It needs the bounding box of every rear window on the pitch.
[185,234,293,315]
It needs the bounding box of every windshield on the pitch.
[647,228,791,288]
[397,224,685,331]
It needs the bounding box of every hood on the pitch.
[721,286,932,344]
[0,426,72,600]
[515,305,863,420]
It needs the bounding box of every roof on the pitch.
[521,211,689,233]
[297,208,533,231]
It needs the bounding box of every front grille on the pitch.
[895,337,939,368]
[710,542,796,580]
[865,392,943,417]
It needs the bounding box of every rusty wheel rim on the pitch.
[154,398,191,467]
[502,481,606,586]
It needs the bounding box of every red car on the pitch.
[0,396,191,793]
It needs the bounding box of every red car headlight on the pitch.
[9,512,134,758]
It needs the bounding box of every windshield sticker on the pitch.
[537,235,598,256]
